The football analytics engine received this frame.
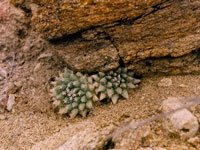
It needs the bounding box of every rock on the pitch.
[0,114,6,120]
[55,129,107,150]
[0,0,26,54]
[0,76,3,82]
[22,32,49,60]
[158,78,172,87]
[187,137,199,146]
[31,121,115,150]
[14,81,22,89]
[7,94,15,111]
[140,148,153,150]
[29,0,164,40]
[10,0,200,74]
[112,123,151,150]
[179,84,188,88]
[3,82,17,95]
[0,82,17,108]
[31,119,151,150]
[153,148,167,150]
[162,97,199,139]
[0,68,7,79]
[0,95,7,108]
[37,53,52,60]
[55,41,119,73]
[34,63,41,73]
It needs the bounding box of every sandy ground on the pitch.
[1,70,200,150]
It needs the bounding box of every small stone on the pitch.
[179,146,190,150]
[153,148,167,150]
[0,107,4,113]
[4,82,16,94]
[0,114,6,120]
[14,81,22,88]
[140,148,152,150]
[158,78,172,87]
[141,137,150,147]
[162,97,199,139]
[0,95,7,108]
[7,94,16,111]
[34,63,41,73]
[187,137,199,146]
[37,53,52,60]
[0,68,7,79]
[179,84,187,88]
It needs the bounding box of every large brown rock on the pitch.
[11,0,200,75]
[30,0,164,40]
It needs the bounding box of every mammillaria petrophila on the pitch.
[50,69,98,118]
[50,68,140,118]
[91,68,140,104]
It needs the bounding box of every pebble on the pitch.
[153,148,167,150]
[162,97,199,139]
[4,82,16,94]
[14,81,22,88]
[7,94,16,111]
[34,63,41,73]
[0,68,7,79]
[0,114,6,120]
[158,78,172,87]
[187,137,199,146]
[179,84,187,88]
[0,76,3,81]
[37,53,52,60]
[139,148,152,150]
[0,95,7,107]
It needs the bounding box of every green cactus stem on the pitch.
[51,69,98,118]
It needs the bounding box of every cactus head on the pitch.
[91,68,140,104]
[51,69,98,118]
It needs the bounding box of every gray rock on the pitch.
[162,97,199,139]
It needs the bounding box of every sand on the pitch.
[1,72,200,149]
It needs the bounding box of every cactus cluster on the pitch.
[50,68,140,118]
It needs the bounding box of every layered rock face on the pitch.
[11,0,200,75]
